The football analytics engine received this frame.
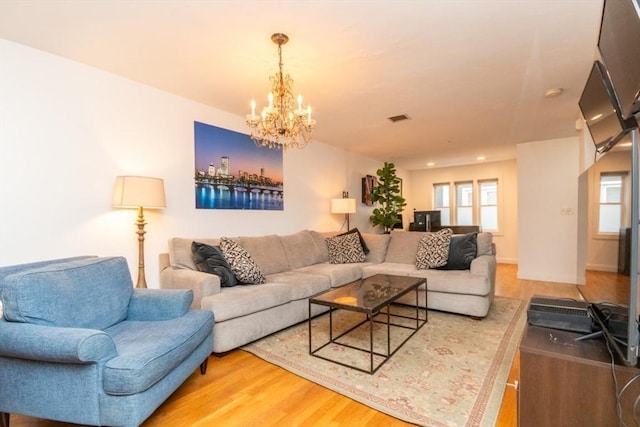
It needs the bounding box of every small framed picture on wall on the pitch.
[362,175,377,206]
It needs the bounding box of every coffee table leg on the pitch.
[386,304,391,356]
[329,307,333,342]
[308,300,312,353]
[369,313,374,373]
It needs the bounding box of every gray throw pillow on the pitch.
[219,237,266,284]
[191,241,238,287]
[437,232,478,270]
[326,232,366,264]
[415,228,452,269]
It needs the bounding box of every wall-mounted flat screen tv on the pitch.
[597,0,640,119]
[578,61,637,155]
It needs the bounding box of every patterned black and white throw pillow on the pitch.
[219,237,266,284]
[416,228,453,269]
[326,232,366,264]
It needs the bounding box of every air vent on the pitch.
[387,114,411,123]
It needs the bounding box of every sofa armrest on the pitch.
[470,254,497,291]
[160,266,221,309]
[470,254,493,274]
[0,319,117,363]
[127,288,193,320]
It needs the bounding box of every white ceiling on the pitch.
[0,0,604,170]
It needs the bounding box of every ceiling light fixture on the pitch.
[544,88,564,98]
[246,33,316,150]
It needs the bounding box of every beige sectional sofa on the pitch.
[159,229,496,353]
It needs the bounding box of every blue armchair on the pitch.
[0,256,214,427]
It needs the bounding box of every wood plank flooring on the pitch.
[8,264,629,426]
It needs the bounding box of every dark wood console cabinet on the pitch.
[519,325,640,426]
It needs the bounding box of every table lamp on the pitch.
[112,176,166,288]
[331,191,357,230]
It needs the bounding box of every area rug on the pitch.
[243,297,526,426]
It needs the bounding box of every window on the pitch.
[455,182,473,225]
[433,183,450,225]
[598,173,624,234]
[479,180,498,231]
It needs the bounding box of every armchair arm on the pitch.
[160,266,221,309]
[0,319,117,363]
[126,288,193,321]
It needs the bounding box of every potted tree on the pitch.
[369,162,407,233]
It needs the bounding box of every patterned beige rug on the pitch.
[243,297,526,427]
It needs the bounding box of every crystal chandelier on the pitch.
[246,33,316,149]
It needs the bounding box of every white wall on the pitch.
[517,136,581,283]
[0,39,387,287]
[408,160,518,264]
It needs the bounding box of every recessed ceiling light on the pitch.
[477,156,486,161]
[544,88,564,98]
[427,162,435,167]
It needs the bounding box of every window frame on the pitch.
[433,182,451,226]
[479,179,499,232]
[596,171,628,238]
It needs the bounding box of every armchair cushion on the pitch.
[2,257,133,330]
[103,310,214,395]
[127,288,193,321]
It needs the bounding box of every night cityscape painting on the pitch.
[194,121,284,210]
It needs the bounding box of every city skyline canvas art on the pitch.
[194,121,284,210]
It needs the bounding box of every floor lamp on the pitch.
[112,176,166,288]
[331,191,357,231]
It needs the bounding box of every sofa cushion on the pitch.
[191,241,238,287]
[103,310,213,395]
[309,230,333,263]
[219,238,266,284]
[265,271,331,300]
[361,233,391,264]
[416,228,452,269]
[476,232,494,256]
[326,232,366,264]
[297,262,363,287]
[237,235,290,275]
[279,230,325,270]
[362,262,420,278]
[169,237,220,270]
[438,232,478,270]
[1,257,133,330]
[408,268,491,296]
[201,283,292,322]
[384,230,426,264]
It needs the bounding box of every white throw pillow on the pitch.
[219,237,266,284]
[326,232,366,264]
[415,228,453,269]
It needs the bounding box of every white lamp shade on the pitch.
[112,176,166,209]
[331,198,356,214]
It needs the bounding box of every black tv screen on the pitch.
[578,61,636,154]
[598,0,640,119]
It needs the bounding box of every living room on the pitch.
[2,1,638,426]
[0,1,604,287]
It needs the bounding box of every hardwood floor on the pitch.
[8,264,629,427]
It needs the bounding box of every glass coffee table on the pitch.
[308,274,427,374]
